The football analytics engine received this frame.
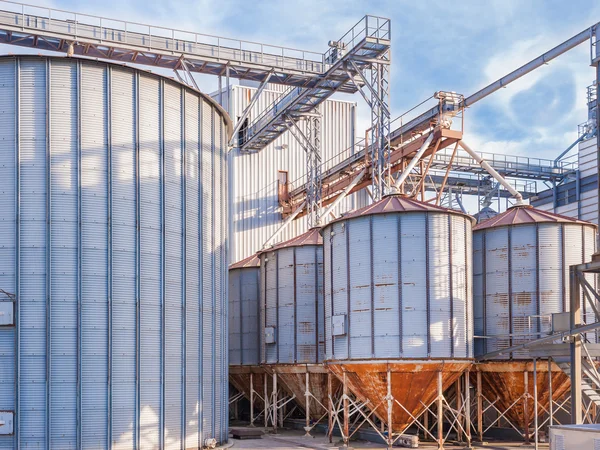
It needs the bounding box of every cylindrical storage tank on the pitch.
[474,205,597,356]
[322,195,475,432]
[0,55,231,449]
[473,205,597,431]
[259,228,332,419]
[228,254,266,415]
[260,228,324,365]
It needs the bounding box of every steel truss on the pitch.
[327,369,473,450]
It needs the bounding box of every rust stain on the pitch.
[514,292,532,306]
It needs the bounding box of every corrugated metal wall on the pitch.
[323,212,473,361]
[225,85,366,263]
[473,222,597,358]
[228,267,260,366]
[0,55,229,450]
[259,245,324,364]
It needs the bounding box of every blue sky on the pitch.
[4,0,600,161]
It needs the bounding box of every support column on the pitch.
[456,378,463,442]
[387,367,393,449]
[249,373,255,427]
[343,371,349,447]
[533,358,539,450]
[523,371,530,444]
[305,371,311,436]
[264,374,269,428]
[477,371,483,442]
[437,372,443,450]
[570,265,582,424]
[273,373,278,433]
[548,358,553,427]
[465,371,472,449]
[328,371,333,443]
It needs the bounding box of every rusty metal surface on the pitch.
[229,365,270,409]
[270,365,340,419]
[328,361,471,432]
[473,205,596,231]
[474,361,571,429]
[230,253,261,269]
[260,227,323,252]
[326,194,475,227]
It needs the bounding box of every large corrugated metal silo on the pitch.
[259,228,335,422]
[0,55,231,449]
[473,205,597,432]
[322,195,475,433]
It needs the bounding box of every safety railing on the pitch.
[0,0,325,73]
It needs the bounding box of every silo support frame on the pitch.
[328,368,473,449]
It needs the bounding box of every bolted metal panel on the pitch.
[49,58,78,449]
[0,55,229,449]
[330,221,348,359]
[474,219,597,359]
[259,238,323,365]
[163,80,183,448]
[323,201,474,362]
[19,57,48,450]
[184,89,200,450]
[0,57,15,450]
[228,266,260,366]
[110,66,137,449]
[138,73,162,449]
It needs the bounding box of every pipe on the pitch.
[458,141,524,205]
[262,201,306,249]
[392,133,434,191]
[318,168,366,225]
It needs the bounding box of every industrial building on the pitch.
[0,1,600,450]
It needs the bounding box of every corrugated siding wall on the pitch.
[0,56,229,450]
[226,85,367,263]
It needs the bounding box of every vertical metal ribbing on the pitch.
[239,270,243,364]
[293,247,297,363]
[180,88,187,446]
[561,225,567,314]
[425,214,431,357]
[314,245,318,363]
[211,108,216,436]
[107,65,113,447]
[369,215,375,358]
[275,250,279,363]
[222,116,228,441]
[346,223,351,358]
[507,227,513,356]
[15,57,21,449]
[464,219,470,358]
[76,60,83,450]
[448,215,454,358]
[197,99,203,448]
[134,70,141,450]
[159,78,166,450]
[397,215,402,356]
[535,225,540,337]
[482,232,487,355]
[45,58,51,450]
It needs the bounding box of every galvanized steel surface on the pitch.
[226,84,368,263]
[0,55,229,449]
[323,197,475,361]
[229,265,261,366]
[473,210,597,359]
[259,232,324,364]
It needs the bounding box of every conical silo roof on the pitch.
[473,204,594,231]
[261,227,322,253]
[229,253,260,269]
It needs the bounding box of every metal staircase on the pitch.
[557,360,600,408]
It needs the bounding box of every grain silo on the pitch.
[322,194,475,443]
[0,55,231,449]
[228,254,267,425]
[473,205,597,436]
[259,228,336,432]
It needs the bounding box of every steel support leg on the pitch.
[273,373,279,432]
[387,368,393,449]
[264,374,269,428]
[477,371,483,442]
[465,371,472,449]
[305,371,311,436]
[437,372,443,450]
[524,371,530,444]
[533,359,539,450]
[456,379,463,442]
[343,371,350,447]
[328,371,333,443]
[250,373,255,427]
